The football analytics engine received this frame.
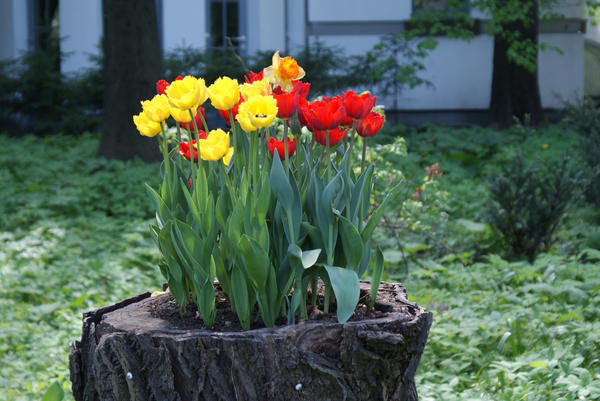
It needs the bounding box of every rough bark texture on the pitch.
[490,0,544,128]
[97,0,162,162]
[70,282,432,401]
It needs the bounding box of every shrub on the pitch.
[562,97,600,206]
[487,155,581,262]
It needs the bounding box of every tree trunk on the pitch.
[97,0,162,162]
[490,0,544,128]
[70,282,432,401]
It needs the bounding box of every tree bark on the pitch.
[490,0,544,128]
[97,0,162,162]
[70,282,433,401]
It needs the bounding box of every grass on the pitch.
[0,124,599,400]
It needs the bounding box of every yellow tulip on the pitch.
[244,95,278,128]
[170,105,196,123]
[236,102,258,132]
[133,111,162,137]
[263,51,305,92]
[165,76,208,110]
[239,78,272,101]
[141,94,170,122]
[197,129,232,161]
[208,76,240,110]
[222,147,234,166]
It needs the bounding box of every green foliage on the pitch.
[562,97,600,207]
[487,155,582,262]
[0,50,103,135]
[0,134,162,400]
[148,119,393,328]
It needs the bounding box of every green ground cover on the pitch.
[0,125,598,400]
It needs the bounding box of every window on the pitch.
[209,0,245,49]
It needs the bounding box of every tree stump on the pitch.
[69,282,432,401]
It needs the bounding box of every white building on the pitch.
[0,0,595,120]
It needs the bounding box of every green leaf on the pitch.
[42,382,64,401]
[361,183,400,242]
[457,218,487,232]
[323,265,360,323]
[231,266,250,330]
[237,234,271,291]
[270,153,294,212]
[338,215,364,271]
[529,361,548,368]
[369,247,384,310]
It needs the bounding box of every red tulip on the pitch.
[156,76,183,95]
[297,97,311,128]
[340,108,353,127]
[218,99,242,126]
[313,127,348,147]
[273,91,300,119]
[177,135,207,162]
[306,96,344,131]
[179,107,207,131]
[274,81,310,99]
[342,90,376,120]
[267,137,296,159]
[356,111,384,138]
[244,70,263,83]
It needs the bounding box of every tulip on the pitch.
[267,136,296,159]
[239,78,272,101]
[273,90,299,119]
[297,97,311,129]
[313,127,348,147]
[170,104,197,123]
[133,111,162,137]
[235,102,258,132]
[242,95,278,129]
[218,99,242,126]
[198,129,233,163]
[177,135,207,162]
[263,51,306,92]
[141,94,171,122]
[356,111,384,138]
[156,76,182,95]
[179,107,206,131]
[244,70,263,83]
[342,90,376,120]
[306,97,345,131]
[208,76,240,110]
[165,76,208,110]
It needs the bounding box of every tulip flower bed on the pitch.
[132,52,391,329]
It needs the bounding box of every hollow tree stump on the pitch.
[69,282,432,401]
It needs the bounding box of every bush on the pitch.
[0,50,103,135]
[487,155,581,262]
[562,97,600,207]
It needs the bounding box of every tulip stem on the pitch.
[361,137,367,174]
[325,131,331,179]
[189,110,202,171]
[283,124,290,176]
[175,123,183,170]
[185,125,195,178]
[348,120,357,175]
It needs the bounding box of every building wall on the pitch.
[0,0,30,61]
[59,0,102,74]
[162,0,207,51]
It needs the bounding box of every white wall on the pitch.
[397,36,494,110]
[246,0,285,54]
[308,0,411,22]
[0,0,30,60]
[162,0,207,52]
[59,0,102,74]
[538,33,584,107]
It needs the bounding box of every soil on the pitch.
[149,282,390,332]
